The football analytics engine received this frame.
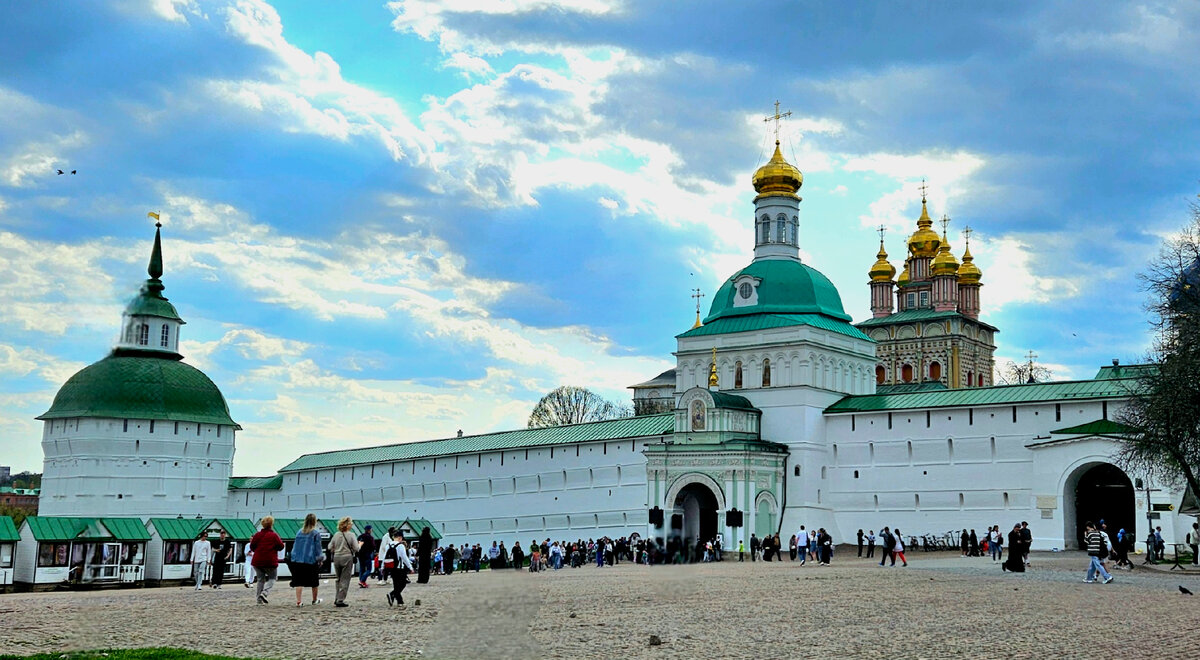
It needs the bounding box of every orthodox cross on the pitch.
[877,224,887,241]
[691,288,705,329]
[940,214,951,235]
[763,100,792,141]
[918,178,928,203]
[961,225,973,246]
[1024,350,1038,363]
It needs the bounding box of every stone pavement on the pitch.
[0,551,1196,659]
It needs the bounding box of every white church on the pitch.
[31,138,1190,568]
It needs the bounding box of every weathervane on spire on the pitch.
[691,287,706,329]
[763,100,792,142]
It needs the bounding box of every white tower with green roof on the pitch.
[37,224,240,519]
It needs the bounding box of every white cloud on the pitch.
[387,0,623,56]
[441,52,494,79]
[971,235,1081,309]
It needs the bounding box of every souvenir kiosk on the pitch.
[217,518,259,582]
[145,517,251,586]
[0,516,18,590]
[15,517,148,589]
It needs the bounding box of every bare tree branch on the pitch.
[527,385,631,428]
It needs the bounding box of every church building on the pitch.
[32,136,1189,558]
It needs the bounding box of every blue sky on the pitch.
[1,1,1197,474]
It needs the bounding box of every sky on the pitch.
[1,1,1198,475]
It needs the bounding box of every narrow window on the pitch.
[875,365,886,384]
[969,408,973,425]
[990,436,996,460]
[734,362,743,389]
[776,215,786,243]
[906,293,916,308]
[1102,401,1108,420]
[906,440,913,462]
[123,419,128,432]
[920,291,929,307]
[174,421,179,435]
[901,364,913,383]
[762,359,771,387]
[791,216,799,246]
[929,361,941,381]
[854,470,859,479]
[851,415,856,431]
[873,494,879,511]
[137,323,149,346]
[1055,403,1061,422]
[793,465,800,477]
[915,493,920,509]
[967,370,974,388]
[1003,492,1010,508]
[958,493,965,509]
[1012,406,1017,423]
[149,420,154,433]
[926,411,931,428]
[948,438,954,462]
[888,413,893,430]
[160,324,170,347]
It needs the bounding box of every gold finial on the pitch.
[763,100,792,142]
[708,347,718,388]
[691,288,706,329]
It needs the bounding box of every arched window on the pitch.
[978,374,984,387]
[791,216,799,246]
[901,364,913,383]
[137,323,149,346]
[967,370,974,388]
[776,214,787,243]
[929,361,942,381]
[734,361,743,389]
[762,358,771,387]
[160,324,170,348]
[875,365,886,384]
[124,322,135,344]
[760,215,770,243]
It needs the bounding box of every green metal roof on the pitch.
[704,260,850,323]
[321,518,364,537]
[875,381,949,394]
[23,517,150,541]
[1093,364,1156,380]
[279,413,674,472]
[1050,419,1138,436]
[678,313,870,341]
[826,377,1141,414]
[149,518,213,541]
[710,391,758,411]
[125,290,183,321]
[38,351,238,427]
[0,516,19,542]
[856,308,999,332]
[272,519,306,540]
[404,518,443,541]
[228,475,283,490]
[216,518,259,540]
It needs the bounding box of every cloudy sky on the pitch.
[1,1,1197,475]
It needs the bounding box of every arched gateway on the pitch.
[1064,462,1135,550]
[674,481,720,544]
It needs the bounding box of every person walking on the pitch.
[866,530,876,559]
[857,529,865,557]
[290,513,325,607]
[191,531,212,591]
[1020,522,1032,566]
[817,528,833,565]
[989,526,1003,562]
[249,516,284,604]
[386,531,414,606]
[328,517,359,608]
[789,534,797,561]
[1154,526,1166,561]
[749,534,759,562]
[960,529,970,557]
[1001,524,1024,573]
[511,541,524,570]
[878,527,894,567]
[242,540,255,588]
[209,530,231,589]
[1083,521,1113,584]
[738,539,745,561]
[796,527,808,565]
[1190,522,1199,566]
[356,524,375,588]
[892,528,908,567]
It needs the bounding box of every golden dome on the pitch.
[931,231,960,276]
[907,199,941,258]
[869,240,896,282]
[752,141,802,198]
[957,243,982,284]
[897,261,911,286]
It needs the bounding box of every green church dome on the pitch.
[704,259,851,323]
[38,350,238,427]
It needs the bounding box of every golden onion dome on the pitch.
[907,199,941,258]
[957,243,982,284]
[752,141,803,197]
[869,240,896,282]
[931,232,960,276]
[897,261,911,286]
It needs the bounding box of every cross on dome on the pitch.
[763,100,792,142]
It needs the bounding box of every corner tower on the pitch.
[37,222,240,518]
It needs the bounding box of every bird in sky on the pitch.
[71,170,76,175]
[1180,585,1193,595]
[56,169,63,175]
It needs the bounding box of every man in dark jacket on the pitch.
[749,533,760,562]
[356,525,375,588]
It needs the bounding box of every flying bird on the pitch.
[71,170,76,175]
[56,169,64,175]
[1180,585,1193,595]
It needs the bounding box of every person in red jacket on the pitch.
[249,516,285,605]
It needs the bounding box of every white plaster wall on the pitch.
[40,417,235,519]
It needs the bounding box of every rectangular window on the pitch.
[1055,404,1061,422]
[174,422,179,435]
[163,541,193,565]
[919,291,929,307]
[160,324,170,347]
[149,420,154,434]
[851,415,855,432]
[0,543,12,568]
[887,413,893,430]
[906,293,916,308]
[1102,401,1108,419]
[926,411,931,428]
[38,543,70,567]
[1012,406,1017,423]
[123,419,128,432]
[969,408,974,425]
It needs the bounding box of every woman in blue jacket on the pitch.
[290,513,325,607]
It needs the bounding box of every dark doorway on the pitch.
[674,483,719,544]
[1074,463,1135,549]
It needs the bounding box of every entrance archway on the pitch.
[1064,462,1135,550]
[674,483,719,545]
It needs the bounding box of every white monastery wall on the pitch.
[228,436,666,547]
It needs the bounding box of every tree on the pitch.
[993,358,1053,385]
[1114,199,1200,501]
[527,386,631,428]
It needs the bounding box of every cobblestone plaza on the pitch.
[2,551,1195,659]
